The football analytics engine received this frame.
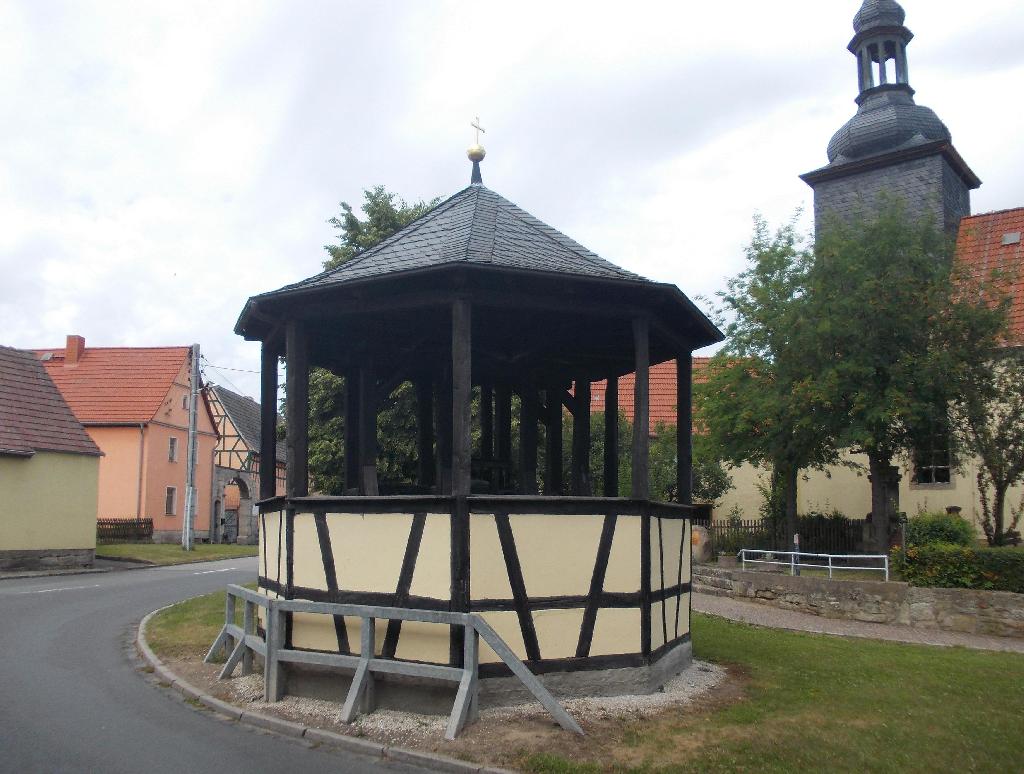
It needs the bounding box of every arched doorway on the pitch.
[222,476,250,543]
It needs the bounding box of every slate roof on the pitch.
[853,0,905,34]
[0,345,100,457]
[265,184,649,297]
[592,357,711,430]
[956,207,1024,346]
[210,384,286,463]
[34,344,190,424]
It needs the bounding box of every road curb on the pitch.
[135,603,516,773]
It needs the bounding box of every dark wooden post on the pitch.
[603,376,618,498]
[544,385,563,496]
[676,356,693,504]
[358,362,378,496]
[518,386,539,495]
[496,385,512,492]
[452,300,472,498]
[571,380,592,496]
[344,369,360,494]
[416,377,435,491]
[285,321,309,498]
[450,299,472,666]
[259,341,279,500]
[632,317,650,500]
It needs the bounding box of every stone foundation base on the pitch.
[281,638,693,715]
[0,547,94,571]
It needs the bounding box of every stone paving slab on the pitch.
[693,592,1024,654]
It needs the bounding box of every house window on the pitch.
[914,433,952,485]
[165,486,177,516]
[168,437,178,462]
[182,395,188,411]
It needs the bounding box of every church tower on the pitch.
[801,0,980,236]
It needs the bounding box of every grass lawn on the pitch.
[98,542,256,565]
[147,591,1024,773]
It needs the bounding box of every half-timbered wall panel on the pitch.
[649,516,692,651]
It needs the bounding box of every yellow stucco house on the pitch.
[0,345,101,570]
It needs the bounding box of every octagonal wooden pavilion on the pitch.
[235,158,722,697]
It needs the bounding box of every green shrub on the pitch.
[892,544,1024,593]
[906,511,975,547]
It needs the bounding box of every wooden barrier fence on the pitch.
[97,518,153,544]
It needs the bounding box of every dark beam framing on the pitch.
[571,380,592,496]
[544,385,563,496]
[259,341,279,500]
[285,321,309,498]
[603,376,619,497]
[518,387,539,495]
[358,362,379,496]
[344,369,359,494]
[415,377,435,491]
[631,317,650,500]
[452,299,472,498]
[676,356,693,504]
[435,366,453,495]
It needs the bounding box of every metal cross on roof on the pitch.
[471,116,485,144]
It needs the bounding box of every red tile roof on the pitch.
[592,357,711,428]
[956,207,1024,345]
[34,342,190,424]
[0,345,100,457]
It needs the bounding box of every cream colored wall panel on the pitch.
[652,518,686,590]
[291,612,340,652]
[678,593,691,637]
[590,608,641,656]
[510,515,601,597]
[344,615,391,656]
[650,601,667,649]
[292,513,327,589]
[533,608,586,661]
[469,514,514,600]
[393,621,451,664]
[603,515,640,593]
[259,511,284,583]
[325,513,412,592]
[408,513,451,600]
[477,611,527,664]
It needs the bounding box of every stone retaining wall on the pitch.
[693,565,1024,639]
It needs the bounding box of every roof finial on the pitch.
[467,116,486,185]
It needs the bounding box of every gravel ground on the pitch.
[693,592,1024,653]
[226,660,726,747]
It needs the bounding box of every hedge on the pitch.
[892,544,1024,594]
[905,511,974,547]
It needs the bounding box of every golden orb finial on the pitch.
[467,144,486,162]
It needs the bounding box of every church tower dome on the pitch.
[800,1,980,235]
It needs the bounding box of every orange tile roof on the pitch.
[34,342,190,424]
[592,357,711,428]
[955,207,1024,346]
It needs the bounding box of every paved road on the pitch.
[0,558,424,774]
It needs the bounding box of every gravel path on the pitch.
[693,592,1024,653]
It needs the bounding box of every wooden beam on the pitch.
[435,366,453,495]
[676,356,693,504]
[358,362,379,496]
[571,380,592,496]
[544,385,562,496]
[344,369,360,494]
[452,299,472,498]
[495,385,512,493]
[285,321,309,498]
[518,387,539,495]
[603,375,619,498]
[259,341,279,500]
[631,317,649,500]
[416,377,435,491]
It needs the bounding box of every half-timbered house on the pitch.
[207,383,286,543]
[235,146,722,699]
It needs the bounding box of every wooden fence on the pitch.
[695,518,865,557]
[97,518,153,543]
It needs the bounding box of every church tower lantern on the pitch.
[801,0,981,236]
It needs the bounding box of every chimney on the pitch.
[65,335,85,366]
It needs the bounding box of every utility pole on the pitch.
[182,343,200,551]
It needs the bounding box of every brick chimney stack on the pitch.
[65,335,85,366]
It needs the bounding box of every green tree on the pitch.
[697,216,837,543]
[807,196,1005,549]
[308,187,440,494]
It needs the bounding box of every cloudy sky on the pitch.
[2,0,1022,398]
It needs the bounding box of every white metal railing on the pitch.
[205,584,583,740]
[739,549,889,581]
